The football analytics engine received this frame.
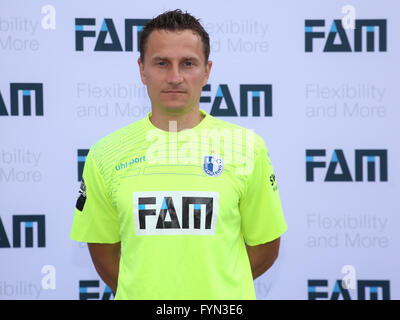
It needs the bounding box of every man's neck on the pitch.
[149,106,204,132]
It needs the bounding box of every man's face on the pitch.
[138,29,212,115]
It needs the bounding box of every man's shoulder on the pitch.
[207,115,266,150]
[89,117,146,163]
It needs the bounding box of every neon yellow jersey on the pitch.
[70,109,287,300]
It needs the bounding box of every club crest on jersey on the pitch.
[203,155,224,177]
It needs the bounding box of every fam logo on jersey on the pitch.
[133,191,219,236]
[203,155,224,177]
[308,279,390,300]
[306,149,388,182]
[305,19,387,52]
[0,83,43,116]
[75,18,150,52]
[0,215,46,248]
[79,280,114,300]
[201,84,272,117]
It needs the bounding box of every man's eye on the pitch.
[157,61,166,66]
[184,61,193,67]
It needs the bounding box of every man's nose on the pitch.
[167,64,183,85]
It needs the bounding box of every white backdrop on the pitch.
[1,0,399,300]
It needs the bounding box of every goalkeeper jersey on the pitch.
[70,108,287,300]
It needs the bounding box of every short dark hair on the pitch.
[139,9,210,64]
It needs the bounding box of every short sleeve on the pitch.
[70,149,121,243]
[239,138,287,246]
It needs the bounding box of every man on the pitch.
[70,9,287,300]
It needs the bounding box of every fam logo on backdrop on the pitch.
[77,149,89,181]
[306,149,388,182]
[308,279,390,300]
[305,19,387,52]
[75,18,150,52]
[201,84,272,117]
[79,280,114,300]
[0,215,46,248]
[0,83,43,116]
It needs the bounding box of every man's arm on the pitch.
[246,237,280,280]
[87,242,121,293]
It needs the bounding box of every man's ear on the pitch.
[202,60,212,87]
[138,58,147,85]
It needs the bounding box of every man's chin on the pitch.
[157,104,193,115]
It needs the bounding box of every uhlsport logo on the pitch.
[0,215,46,248]
[203,155,224,177]
[115,155,146,171]
[0,83,43,116]
[134,191,219,236]
[77,149,89,181]
[305,19,387,52]
[306,149,388,182]
[201,84,272,117]
[308,279,390,300]
[75,18,150,51]
[79,280,114,300]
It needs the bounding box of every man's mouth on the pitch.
[162,90,187,94]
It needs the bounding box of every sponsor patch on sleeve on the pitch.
[269,173,278,192]
[76,179,87,211]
